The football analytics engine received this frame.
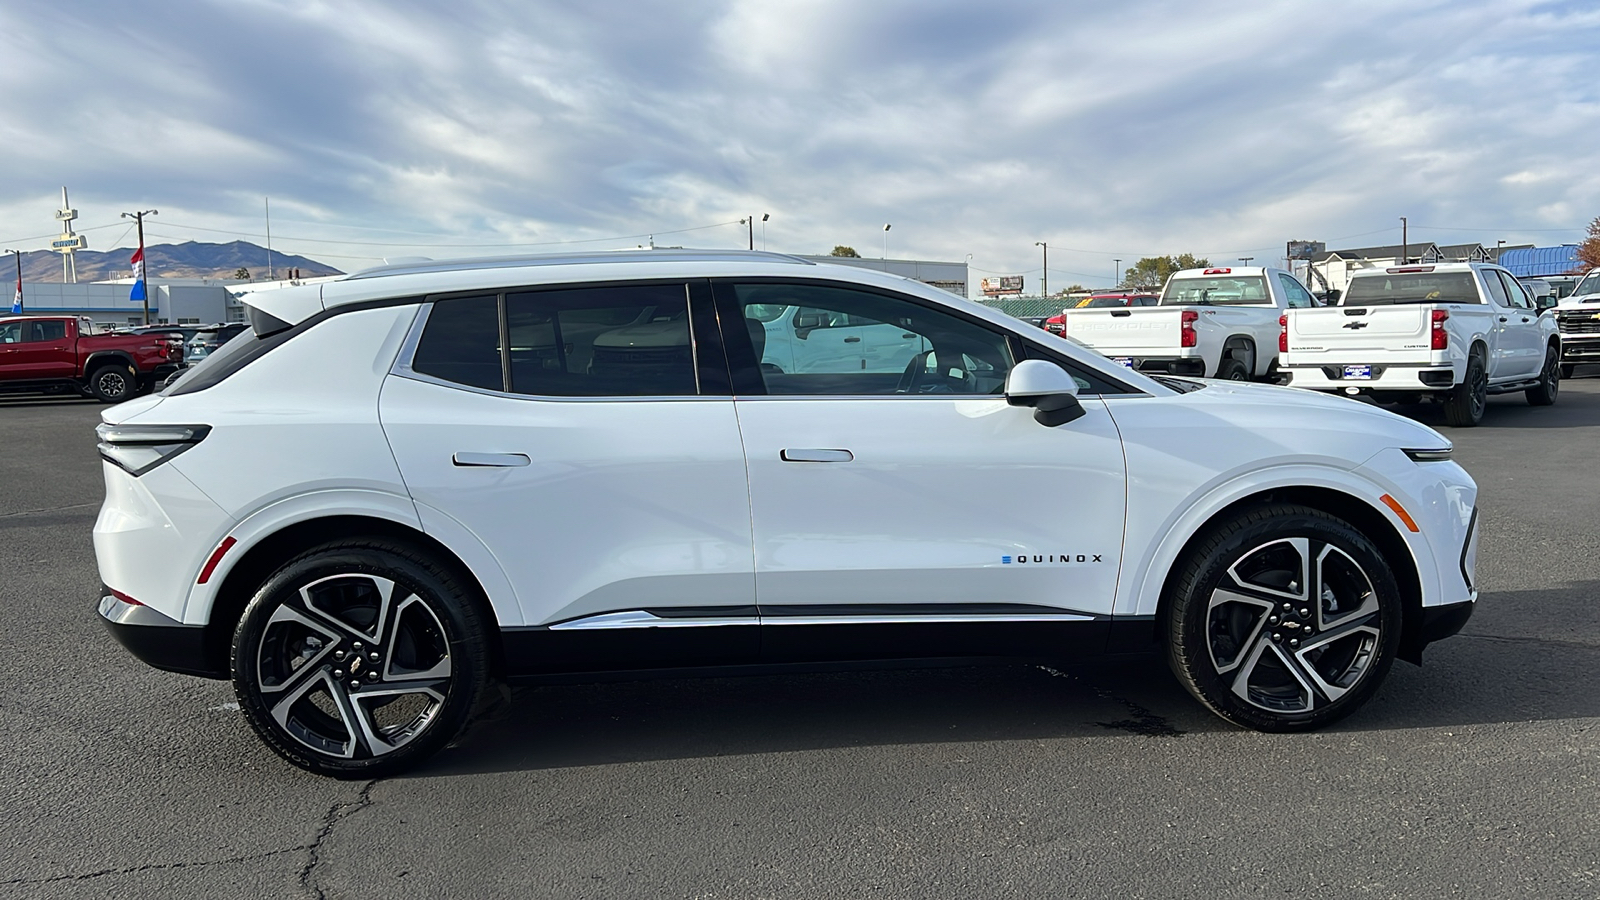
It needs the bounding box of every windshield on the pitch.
[1160,276,1269,306]
[1575,272,1600,297]
[1343,272,1478,305]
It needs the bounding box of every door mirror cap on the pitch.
[1004,359,1085,426]
[1005,359,1080,400]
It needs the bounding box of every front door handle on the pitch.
[1498,316,1508,323]
[452,452,531,467]
[842,336,861,343]
[780,449,854,463]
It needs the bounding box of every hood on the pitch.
[1178,378,1451,455]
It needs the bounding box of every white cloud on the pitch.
[0,0,1596,285]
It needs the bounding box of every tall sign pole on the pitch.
[1035,242,1048,298]
[121,209,159,325]
[4,249,21,314]
[52,187,88,282]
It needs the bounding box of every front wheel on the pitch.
[1166,504,1402,732]
[231,540,490,778]
[1526,346,1559,406]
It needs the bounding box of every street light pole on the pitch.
[1113,259,1121,288]
[4,249,21,314]
[761,213,770,250]
[1035,242,1048,298]
[1239,257,1253,266]
[120,209,158,325]
[739,217,753,250]
[1400,216,1408,264]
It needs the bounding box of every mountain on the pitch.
[6,241,342,283]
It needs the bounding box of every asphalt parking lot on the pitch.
[2,378,1598,900]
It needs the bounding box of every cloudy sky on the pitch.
[1,0,1596,292]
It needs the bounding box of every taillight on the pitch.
[95,423,212,477]
[1279,314,1289,353]
[1431,309,1449,350]
[1180,310,1199,348]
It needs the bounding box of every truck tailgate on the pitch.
[1061,308,1180,354]
[1284,306,1432,365]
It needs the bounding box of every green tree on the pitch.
[232,267,252,281]
[1123,253,1210,289]
[1577,216,1600,272]
[829,245,861,258]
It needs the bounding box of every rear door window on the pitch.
[506,284,696,397]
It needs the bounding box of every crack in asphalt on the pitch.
[0,847,305,886]
[1036,665,1185,737]
[0,502,98,520]
[298,780,378,900]
[1459,632,1599,653]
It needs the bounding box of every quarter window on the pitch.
[730,283,1012,395]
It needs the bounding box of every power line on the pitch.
[153,218,745,249]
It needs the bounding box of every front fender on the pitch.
[1114,462,1433,619]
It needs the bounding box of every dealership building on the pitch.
[11,280,244,329]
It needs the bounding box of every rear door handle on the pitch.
[452,452,530,467]
[780,449,854,463]
[842,336,861,343]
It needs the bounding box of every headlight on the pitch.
[95,423,211,476]
[1402,447,1452,462]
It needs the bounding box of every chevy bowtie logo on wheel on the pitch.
[1002,554,1103,564]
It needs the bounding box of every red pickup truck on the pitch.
[0,315,184,403]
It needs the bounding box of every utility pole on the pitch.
[1035,242,1048,298]
[4,249,21,314]
[1400,216,1408,264]
[120,209,158,325]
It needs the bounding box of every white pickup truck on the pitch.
[1057,266,1317,380]
[1280,262,1561,426]
[1555,268,1600,377]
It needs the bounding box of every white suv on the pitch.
[94,250,1480,777]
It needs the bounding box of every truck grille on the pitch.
[1557,311,1600,335]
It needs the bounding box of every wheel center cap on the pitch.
[349,657,363,674]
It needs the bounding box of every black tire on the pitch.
[1166,503,1402,732]
[1560,363,1576,380]
[231,539,490,778]
[1526,346,1559,407]
[88,364,136,403]
[1442,354,1487,427]
[1214,357,1250,381]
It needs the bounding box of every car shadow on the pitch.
[417,581,1600,777]
[0,395,100,408]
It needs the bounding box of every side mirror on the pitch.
[793,311,825,339]
[1534,295,1558,311]
[1004,359,1086,426]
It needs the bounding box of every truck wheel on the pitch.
[1442,356,1486,427]
[1165,503,1402,732]
[1215,358,1250,381]
[1526,347,1559,407]
[88,364,136,404]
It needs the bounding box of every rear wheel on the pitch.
[88,364,135,403]
[1166,504,1402,732]
[1442,355,1487,427]
[1215,357,1250,381]
[231,540,490,778]
[1526,346,1559,406]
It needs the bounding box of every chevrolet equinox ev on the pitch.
[94,250,1480,777]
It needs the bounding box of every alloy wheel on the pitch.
[255,573,452,760]
[1205,537,1382,713]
